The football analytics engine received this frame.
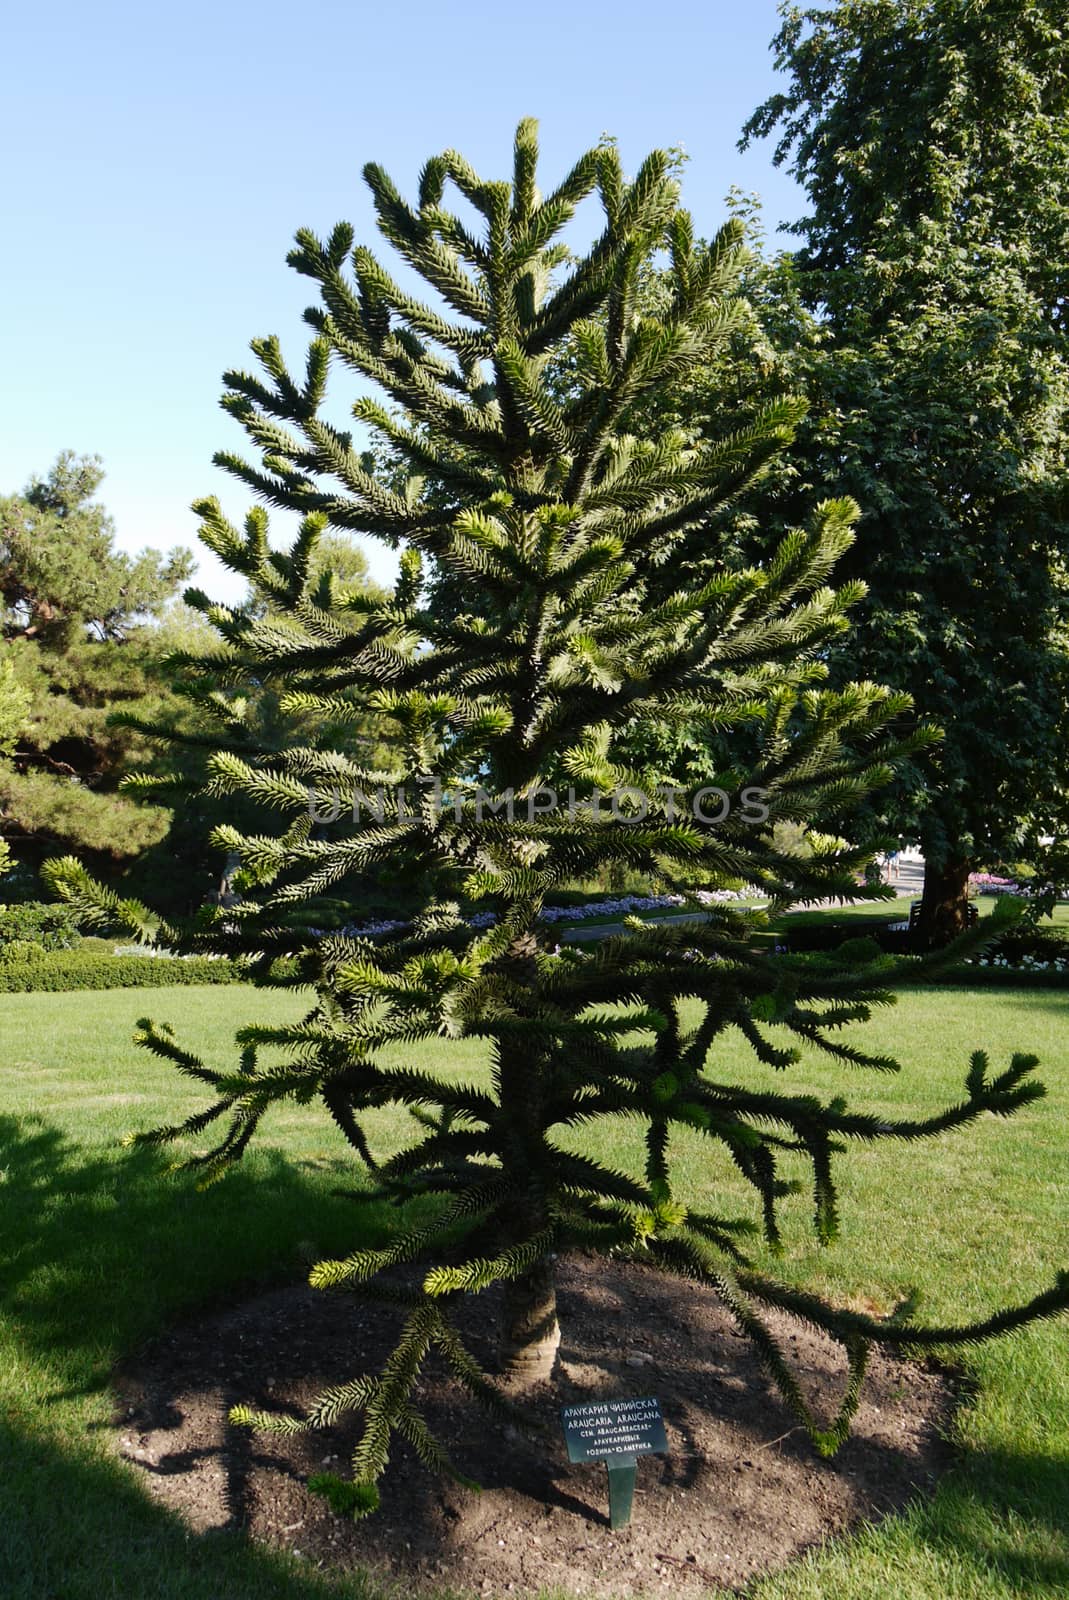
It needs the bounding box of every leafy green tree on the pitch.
[0,455,194,872]
[48,123,1069,1518]
[742,0,1069,942]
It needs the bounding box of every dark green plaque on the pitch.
[559,1397,667,1529]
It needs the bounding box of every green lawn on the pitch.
[774,894,1069,931]
[1,983,1068,1598]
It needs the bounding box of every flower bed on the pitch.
[334,889,754,940]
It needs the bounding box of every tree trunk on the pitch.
[501,1255,560,1386]
[914,856,973,948]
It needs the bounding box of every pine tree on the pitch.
[0,454,194,872]
[46,122,1069,1518]
[0,653,31,880]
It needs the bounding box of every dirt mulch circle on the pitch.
[112,1256,956,1595]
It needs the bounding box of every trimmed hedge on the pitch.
[982,927,1069,963]
[769,915,902,953]
[0,900,82,951]
[944,965,1069,988]
[756,921,1069,987]
[770,911,1069,965]
[0,948,245,992]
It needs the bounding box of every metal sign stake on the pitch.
[606,1454,638,1529]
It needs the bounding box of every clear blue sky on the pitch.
[1,0,802,601]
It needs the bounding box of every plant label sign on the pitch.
[559,1397,668,1530]
[560,1396,668,1464]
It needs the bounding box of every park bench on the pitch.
[907,899,979,934]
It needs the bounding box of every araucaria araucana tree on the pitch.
[47,122,1069,1520]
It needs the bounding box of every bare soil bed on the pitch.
[113,1255,955,1595]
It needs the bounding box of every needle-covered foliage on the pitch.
[46,121,1069,1520]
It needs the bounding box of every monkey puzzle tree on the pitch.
[47,123,1069,1519]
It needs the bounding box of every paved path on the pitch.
[561,860,927,943]
[560,910,718,944]
[892,857,924,896]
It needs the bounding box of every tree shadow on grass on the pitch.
[0,1109,417,1596]
[0,1111,400,1397]
[0,1410,387,1600]
[916,983,1069,1016]
[900,1445,1069,1596]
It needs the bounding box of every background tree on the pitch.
[741,0,1069,943]
[115,533,400,918]
[0,454,193,875]
[0,653,31,759]
[0,651,31,880]
[1,452,192,644]
[48,123,1069,1519]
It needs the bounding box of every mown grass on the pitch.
[1,982,1067,1598]
[773,894,1069,932]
